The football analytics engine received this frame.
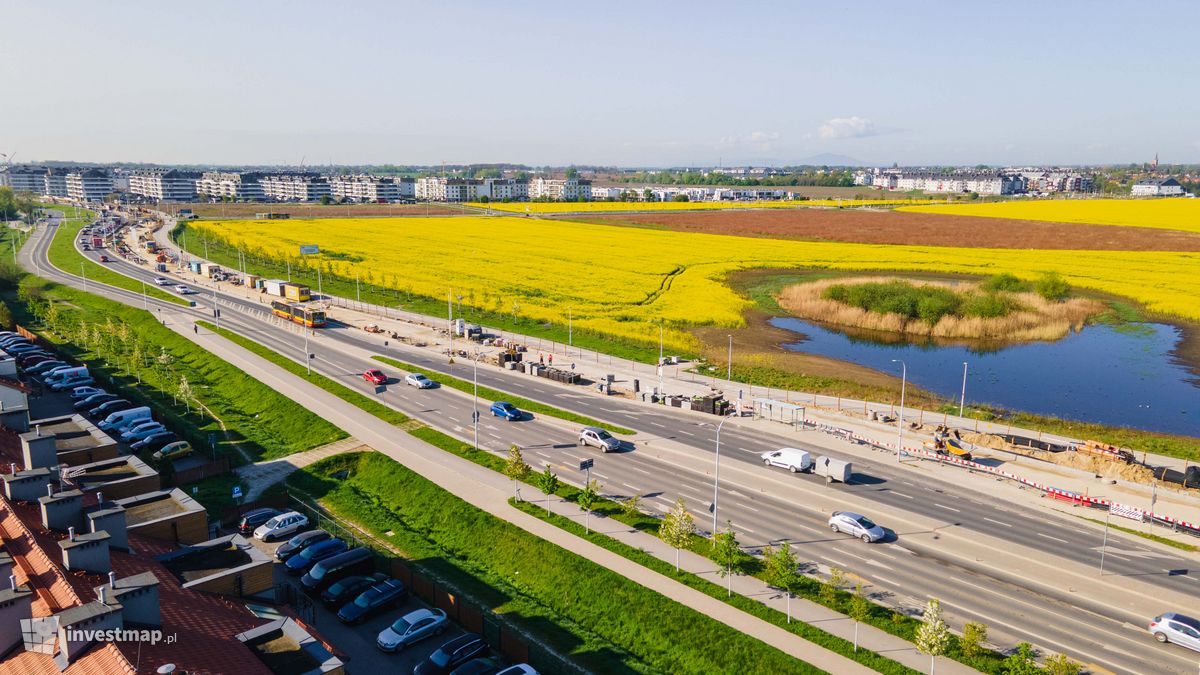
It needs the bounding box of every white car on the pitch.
[154,277,172,285]
[828,511,885,543]
[496,666,539,675]
[253,511,309,542]
[761,448,813,473]
[1150,613,1200,653]
[405,373,435,389]
[120,421,167,442]
[174,285,192,294]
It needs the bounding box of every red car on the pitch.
[98,255,110,262]
[362,369,387,385]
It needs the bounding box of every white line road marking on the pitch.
[826,558,850,568]
[738,503,760,513]
[1103,552,1131,562]
[733,524,756,535]
[1037,532,1069,544]
[983,517,1013,528]
[874,576,900,586]
[649,421,666,428]
[592,472,608,480]
[533,451,550,458]
[832,547,870,563]
[934,503,960,512]
[892,491,913,499]
[487,433,501,440]
[620,482,640,491]
[446,416,460,423]
[678,430,697,437]
[630,466,652,475]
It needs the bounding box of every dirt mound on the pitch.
[963,431,1157,483]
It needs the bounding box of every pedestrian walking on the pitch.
[193,325,198,334]
[548,354,553,365]
[539,354,544,365]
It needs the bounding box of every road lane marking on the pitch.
[891,491,913,499]
[934,503,960,512]
[1037,532,1069,544]
[533,451,550,458]
[630,466,652,475]
[732,524,756,535]
[983,517,1013,528]
[649,421,666,428]
[620,482,640,491]
[738,503,760,513]
[592,472,609,480]
[678,430,697,437]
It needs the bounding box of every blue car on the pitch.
[283,538,347,575]
[489,401,522,421]
[336,578,408,624]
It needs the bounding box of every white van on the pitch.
[50,375,94,391]
[98,406,152,432]
[761,448,813,473]
[44,366,88,385]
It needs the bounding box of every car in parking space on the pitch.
[1150,613,1200,653]
[120,421,167,443]
[0,336,31,348]
[87,399,133,419]
[376,607,448,652]
[495,666,538,675]
[450,658,503,675]
[27,360,69,376]
[320,572,386,607]
[130,431,177,453]
[578,426,620,452]
[49,375,94,392]
[284,538,348,575]
[174,285,192,294]
[362,369,388,385]
[405,373,435,389]
[152,440,193,462]
[414,633,489,675]
[236,508,281,536]
[18,352,53,367]
[828,511,885,543]
[5,343,41,355]
[489,401,522,421]
[254,511,309,542]
[276,530,332,563]
[153,277,172,285]
[336,578,408,624]
[69,386,105,400]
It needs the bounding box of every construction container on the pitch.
[283,283,312,302]
[264,279,287,297]
[189,261,202,273]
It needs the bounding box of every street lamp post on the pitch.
[891,359,907,462]
[568,307,572,357]
[472,349,481,450]
[80,263,87,293]
[303,325,311,376]
[711,412,735,536]
[959,361,968,418]
[1099,506,1112,575]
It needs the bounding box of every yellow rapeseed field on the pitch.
[195,216,1200,351]
[898,198,1200,234]
[474,199,933,214]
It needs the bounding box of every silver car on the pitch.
[376,607,448,652]
[1150,613,1200,653]
[828,511,885,543]
[579,426,620,452]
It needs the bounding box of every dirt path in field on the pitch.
[573,209,1200,250]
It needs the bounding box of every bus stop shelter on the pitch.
[752,398,805,429]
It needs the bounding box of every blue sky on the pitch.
[3,0,1197,166]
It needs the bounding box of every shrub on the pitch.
[1036,272,1070,302]
[960,621,988,658]
[981,273,1028,293]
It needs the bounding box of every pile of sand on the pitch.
[962,431,1159,484]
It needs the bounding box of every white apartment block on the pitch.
[66,169,114,202]
[480,178,527,201]
[1,166,44,192]
[1131,177,1184,197]
[589,186,626,200]
[528,177,590,201]
[43,169,70,197]
[259,174,331,202]
[128,169,199,201]
[196,171,264,200]
[330,175,414,202]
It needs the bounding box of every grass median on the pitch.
[198,320,409,426]
[42,203,188,305]
[14,276,344,466]
[288,451,826,675]
[372,354,634,435]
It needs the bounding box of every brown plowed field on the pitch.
[576,209,1200,250]
[174,202,465,219]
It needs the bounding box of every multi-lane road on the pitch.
[24,211,1200,674]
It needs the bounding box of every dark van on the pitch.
[300,547,373,594]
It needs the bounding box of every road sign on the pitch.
[579,458,594,471]
[299,245,320,255]
[231,486,242,500]
[374,384,386,395]
[472,411,480,422]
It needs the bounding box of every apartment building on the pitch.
[1020,171,1094,193]
[0,166,44,192]
[329,175,415,202]
[1131,177,1185,197]
[259,174,331,201]
[66,169,114,202]
[43,168,71,197]
[128,169,199,202]
[481,178,528,201]
[528,177,591,200]
[195,171,264,201]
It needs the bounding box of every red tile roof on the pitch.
[0,494,273,675]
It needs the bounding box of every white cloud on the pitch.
[716,131,780,150]
[818,116,877,140]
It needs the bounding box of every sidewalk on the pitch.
[157,308,896,675]
[235,437,368,500]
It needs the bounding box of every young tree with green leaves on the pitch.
[1043,653,1081,675]
[710,521,741,597]
[576,479,601,534]
[916,598,950,675]
[848,583,872,651]
[660,497,695,571]
[763,541,801,623]
[533,466,559,515]
[619,494,641,519]
[503,444,531,499]
[959,621,987,659]
[819,566,845,606]
[1002,642,1040,675]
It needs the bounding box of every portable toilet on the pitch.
[189,260,202,273]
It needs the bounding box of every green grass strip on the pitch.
[41,203,188,305]
[15,277,343,465]
[289,452,826,675]
[372,354,634,435]
[198,320,409,426]
[1081,517,1197,552]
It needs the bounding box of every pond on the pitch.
[770,317,1199,436]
